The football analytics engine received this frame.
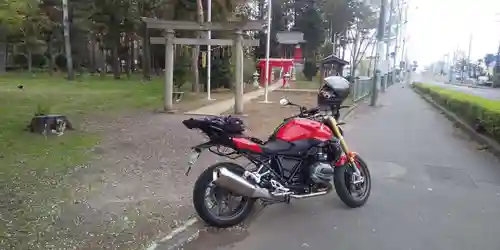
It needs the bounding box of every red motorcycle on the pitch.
[182,77,371,228]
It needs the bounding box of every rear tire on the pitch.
[334,155,371,208]
[193,162,256,228]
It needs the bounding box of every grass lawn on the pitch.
[0,72,237,246]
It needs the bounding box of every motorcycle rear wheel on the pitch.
[193,162,256,228]
[333,155,371,208]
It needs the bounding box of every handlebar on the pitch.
[284,105,350,121]
[299,107,320,117]
[283,106,321,121]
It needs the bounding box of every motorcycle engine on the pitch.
[309,154,335,184]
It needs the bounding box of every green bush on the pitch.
[243,57,257,84]
[13,54,28,68]
[414,82,500,143]
[303,59,318,81]
[173,53,190,90]
[32,54,48,68]
[55,54,67,69]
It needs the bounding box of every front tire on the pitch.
[334,155,371,208]
[193,162,256,228]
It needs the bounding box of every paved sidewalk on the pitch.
[185,81,283,115]
[178,84,500,250]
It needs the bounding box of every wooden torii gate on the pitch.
[142,18,264,114]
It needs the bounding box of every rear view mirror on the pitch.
[279,98,290,106]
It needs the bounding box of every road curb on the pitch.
[342,102,359,121]
[412,87,500,159]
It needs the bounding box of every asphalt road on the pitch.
[423,79,500,100]
[172,84,500,250]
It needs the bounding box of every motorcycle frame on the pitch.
[192,114,360,185]
[193,141,312,186]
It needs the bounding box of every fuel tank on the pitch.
[273,118,333,142]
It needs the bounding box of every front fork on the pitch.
[327,117,364,183]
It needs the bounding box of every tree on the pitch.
[346,2,376,76]
[254,0,287,60]
[0,0,51,72]
[322,0,359,57]
[484,53,495,67]
[303,58,317,81]
[294,0,325,59]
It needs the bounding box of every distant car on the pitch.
[478,76,489,85]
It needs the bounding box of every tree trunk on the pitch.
[90,34,96,73]
[341,46,346,61]
[191,0,205,93]
[27,50,32,73]
[191,47,200,92]
[112,43,120,79]
[131,39,136,72]
[341,29,347,61]
[0,41,6,74]
[350,29,360,77]
[47,34,54,76]
[142,23,151,81]
[126,34,132,79]
[111,32,120,79]
[99,43,106,78]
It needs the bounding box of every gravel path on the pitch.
[45,90,322,250]
[45,112,216,249]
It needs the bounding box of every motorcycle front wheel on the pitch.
[333,155,371,208]
[193,162,256,228]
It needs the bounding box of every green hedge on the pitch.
[414,82,500,143]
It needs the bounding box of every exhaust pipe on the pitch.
[212,167,332,200]
[213,167,273,199]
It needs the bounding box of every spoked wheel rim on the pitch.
[204,182,251,221]
[343,159,370,201]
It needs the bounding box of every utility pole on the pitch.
[0,26,5,74]
[393,0,404,70]
[494,34,500,88]
[400,2,408,69]
[262,0,272,103]
[370,0,388,107]
[494,13,500,87]
[62,0,74,80]
[206,0,215,100]
[382,0,394,92]
[467,32,472,79]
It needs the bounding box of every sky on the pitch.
[406,0,500,66]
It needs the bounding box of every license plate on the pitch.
[185,150,201,176]
[188,150,201,165]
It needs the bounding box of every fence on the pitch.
[386,71,399,88]
[351,70,400,102]
[352,77,372,102]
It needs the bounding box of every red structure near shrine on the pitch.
[258,58,294,87]
[257,31,305,87]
